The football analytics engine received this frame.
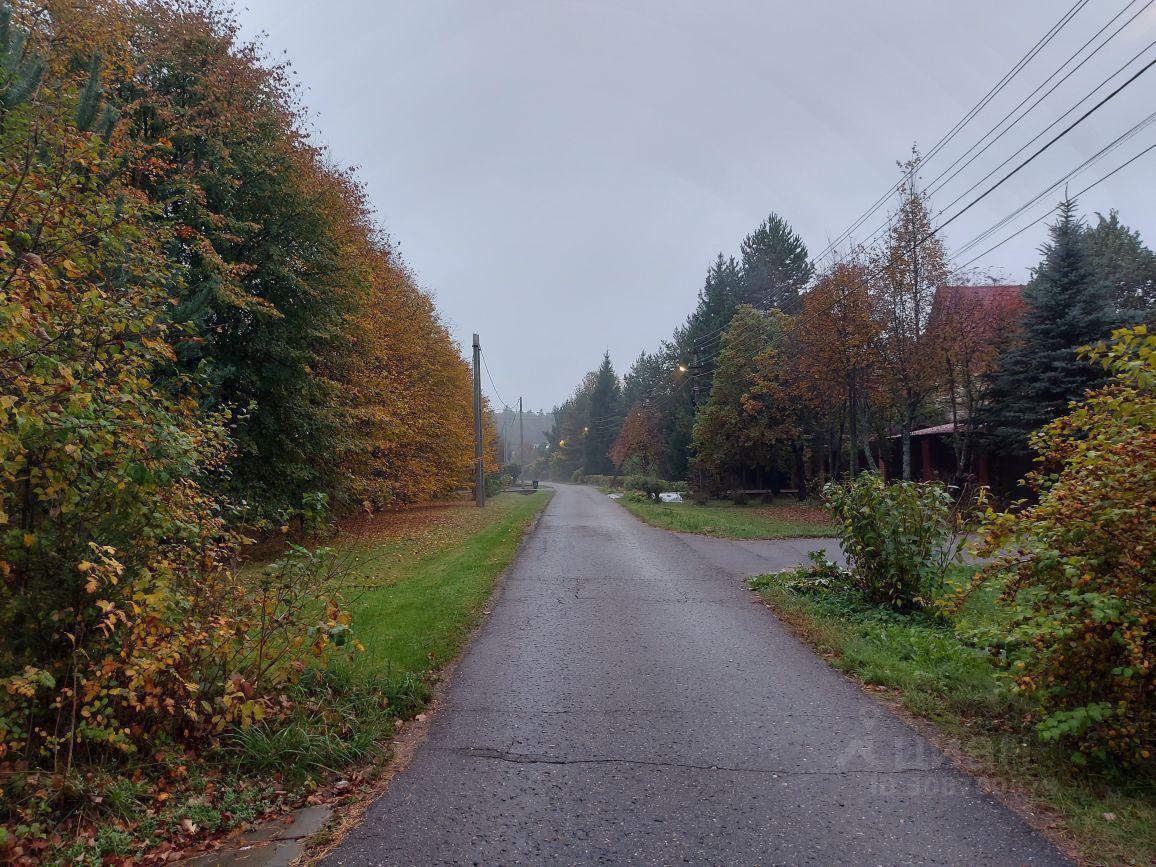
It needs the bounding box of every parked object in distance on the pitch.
[659,492,683,503]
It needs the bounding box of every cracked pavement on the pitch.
[325,484,1067,865]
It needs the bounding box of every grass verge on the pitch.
[748,573,1155,866]
[33,491,550,866]
[617,496,833,539]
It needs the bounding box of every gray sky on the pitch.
[235,0,1156,411]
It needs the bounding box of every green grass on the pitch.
[617,496,834,539]
[338,491,551,677]
[749,573,1156,866]
[28,493,551,865]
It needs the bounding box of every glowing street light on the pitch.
[677,364,688,373]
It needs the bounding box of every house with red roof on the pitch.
[881,283,1028,491]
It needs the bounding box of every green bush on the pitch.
[824,473,965,612]
[976,327,1155,766]
[570,469,584,483]
[484,476,503,497]
[621,475,687,498]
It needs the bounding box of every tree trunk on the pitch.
[793,444,808,501]
[847,370,859,477]
[901,424,912,481]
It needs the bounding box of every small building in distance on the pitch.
[882,283,1029,494]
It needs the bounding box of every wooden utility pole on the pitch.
[518,396,524,470]
[472,333,486,507]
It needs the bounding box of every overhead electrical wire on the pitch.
[810,0,1092,264]
[589,3,1156,425]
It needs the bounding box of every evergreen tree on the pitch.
[738,213,813,313]
[987,199,1112,454]
[584,352,622,475]
[1082,210,1156,324]
[692,306,783,487]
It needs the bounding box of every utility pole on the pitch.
[472,333,486,507]
[518,396,524,471]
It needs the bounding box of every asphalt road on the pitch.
[326,484,1067,866]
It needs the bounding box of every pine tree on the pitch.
[987,199,1112,454]
[584,353,622,476]
[737,213,813,313]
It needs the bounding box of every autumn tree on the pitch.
[796,255,882,480]
[874,154,949,480]
[610,406,662,474]
[692,306,783,490]
[927,283,1024,479]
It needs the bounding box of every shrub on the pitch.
[824,474,970,612]
[623,475,667,500]
[750,551,854,597]
[484,476,503,497]
[570,469,584,483]
[976,326,1155,767]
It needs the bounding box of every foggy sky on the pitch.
[234,0,1156,411]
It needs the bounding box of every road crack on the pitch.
[453,746,947,776]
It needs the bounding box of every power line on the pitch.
[640,126,1156,418]
[954,137,1156,274]
[479,349,510,410]
[690,53,1156,369]
[693,2,1133,356]
[934,52,1156,240]
[952,108,1156,262]
[821,12,1156,279]
[925,0,1155,205]
[811,0,1092,264]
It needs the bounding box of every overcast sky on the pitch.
[234,0,1156,411]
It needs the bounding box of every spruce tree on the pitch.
[737,213,813,313]
[987,199,1111,453]
[584,353,622,476]
[0,3,44,114]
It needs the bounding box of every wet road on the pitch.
[326,484,1066,865]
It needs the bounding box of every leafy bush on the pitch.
[824,474,970,612]
[570,469,584,483]
[976,326,1155,767]
[622,475,677,500]
[484,476,503,498]
[749,551,853,597]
